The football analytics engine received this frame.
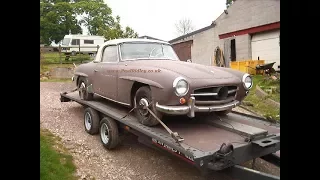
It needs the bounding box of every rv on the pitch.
[61,34,106,56]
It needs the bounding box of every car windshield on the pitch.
[119,42,179,61]
[62,38,71,45]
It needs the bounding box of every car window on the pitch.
[102,46,118,62]
[120,43,179,61]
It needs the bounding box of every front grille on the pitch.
[192,86,238,105]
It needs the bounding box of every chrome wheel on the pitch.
[139,98,150,116]
[100,123,109,144]
[84,112,92,131]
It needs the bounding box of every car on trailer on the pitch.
[60,91,280,180]
[72,38,253,127]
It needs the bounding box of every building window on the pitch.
[71,39,80,45]
[231,39,236,61]
[84,40,94,44]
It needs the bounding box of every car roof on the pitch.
[103,38,170,46]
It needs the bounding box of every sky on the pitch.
[84,0,227,41]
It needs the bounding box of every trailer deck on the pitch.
[60,91,280,180]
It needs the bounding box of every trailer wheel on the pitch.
[83,107,100,135]
[133,86,162,126]
[99,117,120,150]
[78,77,93,101]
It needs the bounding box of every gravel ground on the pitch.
[40,82,280,180]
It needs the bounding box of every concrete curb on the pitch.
[255,85,280,108]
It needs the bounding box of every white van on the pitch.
[61,34,106,56]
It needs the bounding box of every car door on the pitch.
[93,45,119,100]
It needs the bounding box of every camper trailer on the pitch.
[61,34,105,55]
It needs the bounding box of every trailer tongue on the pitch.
[60,91,280,180]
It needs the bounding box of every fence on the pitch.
[40,45,100,65]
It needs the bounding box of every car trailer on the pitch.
[60,91,280,180]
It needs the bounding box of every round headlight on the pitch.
[242,74,253,90]
[173,77,189,96]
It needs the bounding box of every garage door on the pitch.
[251,29,280,71]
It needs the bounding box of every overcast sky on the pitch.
[86,0,226,41]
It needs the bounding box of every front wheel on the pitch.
[78,77,93,101]
[133,86,162,126]
[83,107,100,135]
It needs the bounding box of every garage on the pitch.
[171,40,193,61]
[251,29,280,71]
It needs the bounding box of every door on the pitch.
[93,45,119,100]
[251,29,280,71]
[223,39,231,67]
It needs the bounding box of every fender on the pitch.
[119,76,164,89]
[74,72,88,77]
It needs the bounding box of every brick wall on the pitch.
[172,40,193,61]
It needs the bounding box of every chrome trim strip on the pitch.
[94,93,131,107]
[191,93,218,96]
[195,97,235,105]
[155,99,240,118]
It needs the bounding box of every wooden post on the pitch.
[59,44,62,64]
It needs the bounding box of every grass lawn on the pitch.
[40,78,72,82]
[40,52,91,82]
[243,74,280,122]
[40,63,76,74]
[40,129,76,180]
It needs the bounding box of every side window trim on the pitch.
[101,45,119,63]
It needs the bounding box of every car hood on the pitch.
[125,60,237,79]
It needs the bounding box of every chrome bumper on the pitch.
[155,97,240,118]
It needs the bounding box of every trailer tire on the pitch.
[99,117,120,150]
[83,107,100,135]
[78,77,93,101]
[133,86,162,126]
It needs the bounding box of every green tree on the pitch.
[40,0,138,45]
[40,0,82,45]
[74,0,114,36]
[98,16,138,40]
[226,0,234,8]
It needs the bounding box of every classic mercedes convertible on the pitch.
[72,38,253,126]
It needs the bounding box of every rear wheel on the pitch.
[133,86,162,126]
[78,77,93,101]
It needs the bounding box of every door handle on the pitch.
[94,69,98,72]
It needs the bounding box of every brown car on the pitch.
[73,38,253,126]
